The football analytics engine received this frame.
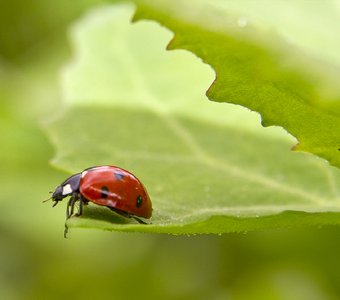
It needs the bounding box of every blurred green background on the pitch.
[1,1,340,299]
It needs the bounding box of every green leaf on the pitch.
[45,4,340,234]
[133,0,340,169]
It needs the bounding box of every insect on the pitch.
[47,166,152,237]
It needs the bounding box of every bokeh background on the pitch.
[1,1,340,299]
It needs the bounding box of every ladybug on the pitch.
[48,166,152,235]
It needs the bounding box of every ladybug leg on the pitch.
[64,193,81,239]
[66,194,76,219]
[132,216,148,224]
[74,194,86,217]
[66,193,80,219]
[107,207,148,224]
[64,225,69,239]
[64,195,75,239]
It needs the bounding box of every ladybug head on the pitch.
[51,185,64,207]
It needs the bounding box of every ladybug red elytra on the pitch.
[48,166,152,236]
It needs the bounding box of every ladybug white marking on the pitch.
[81,170,88,178]
[62,184,73,195]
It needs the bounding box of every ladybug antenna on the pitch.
[43,196,52,203]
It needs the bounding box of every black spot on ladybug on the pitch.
[101,186,109,198]
[136,195,143,208]
[114,171,125,181]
